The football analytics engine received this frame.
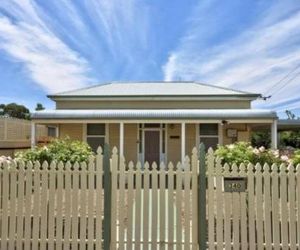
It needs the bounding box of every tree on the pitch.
[2,103,30,119]
[0,104,5,115]
[35,103,45,111]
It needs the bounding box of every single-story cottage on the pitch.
[31,81,278,163]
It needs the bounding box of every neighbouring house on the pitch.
[0,116,51,156]
[31,81,278,163]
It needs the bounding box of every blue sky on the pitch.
[0,0,300,118]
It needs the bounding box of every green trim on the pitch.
[103,143,111,250]
[198,143,207,249]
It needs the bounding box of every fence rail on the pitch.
[1,145,300,249]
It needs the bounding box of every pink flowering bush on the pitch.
[214,142,288,165]
[0,155,12,164]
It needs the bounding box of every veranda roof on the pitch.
[32,109,277,120]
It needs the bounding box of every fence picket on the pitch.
[24,162,33,250]
[247,163,255,250]
[135,161,142,250]
[215,158,223,250]
[239,164,247,250]
[255,163,264,250]
[95,148,103,250]
[288,164,297,249]
[40,162,49,250]
[63,162,72,250]
[207,148,215,250]
[1,162,8,250]
[127,161,134,249]
[184,157,191,250]
[231,164,240,250]
[111,147,118,250]
[48,162,56,250]
[87,157,95,250]
[191,147,198,250]
[263,163,272,250]
[151,162,158,250]
[32,161,41,250]
[56,162,64,250]
[271,164,280,250]
[79,162,88,250]
[8,161,17,250]
[143,162,150,250]
[223,163,232,250]
[176,162,183,250]
[168,162,175,248]
[71,162,80,250]
[118,156,126,250]
[280,164,289,249]
[159,162,166,250]
[16,161,25,250]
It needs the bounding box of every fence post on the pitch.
[103,143,111,250]
[198,143,207,250]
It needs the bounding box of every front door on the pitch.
[144,130,160,164]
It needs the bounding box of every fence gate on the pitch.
[110,147,200,249]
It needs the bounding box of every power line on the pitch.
[270,70,300,96]
[264,63,300,95]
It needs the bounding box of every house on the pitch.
[31,81,278,163]
[0,116,50,156]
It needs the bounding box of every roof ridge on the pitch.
[194,81,258,95]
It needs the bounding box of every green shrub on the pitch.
[280,131,300,148]
[16,137,94,164]
[214,142,282,165]
[292,150,300,165]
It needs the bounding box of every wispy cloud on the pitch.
[163,0,300,112]
[0,0,150,93]
[0,0,92,93]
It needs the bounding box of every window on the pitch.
[86,124,106,152]
[47,127,56,137]
[199,124,219,149]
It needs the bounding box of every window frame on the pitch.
[84,123,107,151]
[198,123,220,149]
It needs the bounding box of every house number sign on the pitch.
[223,177,247,192]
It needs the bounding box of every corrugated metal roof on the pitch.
[48,81,260,98]
[32,109,277,120]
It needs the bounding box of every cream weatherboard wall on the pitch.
[59,124,83,141]
[55,100,251,109]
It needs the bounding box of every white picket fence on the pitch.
[1,146,300,249]
[110,147,199,249]
[0,154,104,250]
[206,148,300,249]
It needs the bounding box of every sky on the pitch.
[0,0,300,118]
